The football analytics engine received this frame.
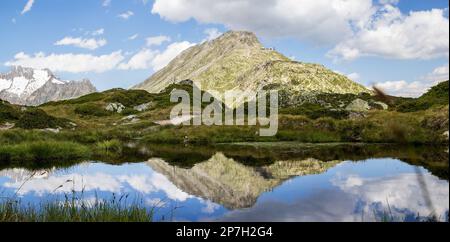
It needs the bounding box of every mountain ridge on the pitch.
[134,31,370,107]
[0,66,97,106]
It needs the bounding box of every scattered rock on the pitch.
[44,128,61,133]
[346,99,370,112]
[443,131,449,140]
[120,115,140,125]
[133,102,155,112]
[106,103,125,113]
[122,115,138,120]
[0,122,15,130]
[373,101,389,110]
[348,112,367,120]
[178,79,194,86]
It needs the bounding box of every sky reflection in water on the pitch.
[0,155,448,222]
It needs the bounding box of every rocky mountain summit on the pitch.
[0,66,97,106]
[134,31,370,107]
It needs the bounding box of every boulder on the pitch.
[133,102,155,112]
[346,99,370,112]
[374,101,389,110]
[106,103,125,113]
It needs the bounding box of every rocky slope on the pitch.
[0,66,97,106]
[134,31,370,107]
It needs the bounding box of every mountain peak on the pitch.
[210,30,262,48]
[0,66,96,106]
[134,30,370,107]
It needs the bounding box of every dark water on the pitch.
[0,143,448,222]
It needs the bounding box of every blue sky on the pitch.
[0,0,448,97]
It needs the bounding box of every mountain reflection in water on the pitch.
[0,144,448,222]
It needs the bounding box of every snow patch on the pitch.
[8,77,29,96]
[0,79,12,92]
[51,79,66,85]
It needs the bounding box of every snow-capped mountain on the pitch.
[0,66,97,106]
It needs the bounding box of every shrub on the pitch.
[15,109,69,129]
[74,103,110,117]
[0,101,21,122]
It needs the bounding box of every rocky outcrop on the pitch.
[105,103,125,113]
[134,31,370,107]
[0,66,97,106]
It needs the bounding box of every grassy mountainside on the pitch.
[394,81,449,112]
[1,100,71,129]
[0,81,448,168]
[134,31,370,107]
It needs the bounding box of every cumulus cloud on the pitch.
[374,80,434,98]
[5,51,125,73]
[21,0,35,15]
[374,63,449,97]
[54,37,107,50]
[328,6,449,61]
[118,11,134,20]
[119,41,195,71]
[151,41,196,71]
[151,0,449,61]
[347,73,361,82]
[146,35,171,47]
[118,49,158,70]
[424,63,449,82]
[153,0,375,45]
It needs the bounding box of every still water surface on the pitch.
[0,143,448,222]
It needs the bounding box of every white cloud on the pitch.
[118,11,134,20]
[118,49,157,70]
[152,0,449,61]
[202,28,223,42]
[374,63,449,97]
[347,73,361,82]
[424,63,449,82]
[328,6,449,61]
[21,0,35,15]
[151,41,196,71]
[119,41,195,71]
[146,35,171,47]
[128,34,139,40]
[54,37,107,50]
[91,28,105,36]
[102,0,111,7]
[152,0,374,45]
[378,0,399,5]
[5,51,125,73]
[373,80,434,98]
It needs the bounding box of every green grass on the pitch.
[95,139,123,154]
[0,196,153,222]
[396,80,449,112]
[0,141,91,164]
